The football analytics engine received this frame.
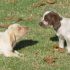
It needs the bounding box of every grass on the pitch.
[0,0,70,70]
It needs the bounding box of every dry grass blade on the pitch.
[4,16,15,20]
[46,0,56,4]
[32,0,56,8]
[32,1,46,8]
[4,0,17,3]
[0,24,10,28]
[23,14,34,21]
[4,14,34,22]
[4,16,23,22]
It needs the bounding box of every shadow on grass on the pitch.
[50,35,59,41]
[14,40,38,50]
[50,35,67,46]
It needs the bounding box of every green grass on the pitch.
[0,0,70,70]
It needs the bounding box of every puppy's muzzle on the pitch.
[23,27,30,33]
[39,22,44,26]
[23,27,29,30]
[39,22,48,28]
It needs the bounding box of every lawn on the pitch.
[0,0,70,70]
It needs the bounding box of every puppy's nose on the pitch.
[39,22,43,26]
[24,27,29,30]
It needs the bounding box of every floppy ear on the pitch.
[9,32,16,47]
[44,11,62,31]
[50,12,62,30]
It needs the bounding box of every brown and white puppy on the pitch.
[39,11,62,31]
[39,11,70,53]
[0,23,29,57]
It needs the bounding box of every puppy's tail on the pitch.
[0,24,10,28]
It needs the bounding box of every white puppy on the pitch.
[0,23,28,57]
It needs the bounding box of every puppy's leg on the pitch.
[65,35,70,53]
[3,51,20,57]
[66,40,70,53]
[14,50,24,57]
[67,46,70,53]
[59,36,64,48]
[66,44,70,53]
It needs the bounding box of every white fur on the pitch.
[57,17,70,53]
[42,11,70,53]
[0,23,28,57]
[41,11,51,26]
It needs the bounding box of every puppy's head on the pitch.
[8,24,29,41]
[39,11,62,30]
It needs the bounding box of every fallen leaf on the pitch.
[43,55,57,64]
[53,44,65,53]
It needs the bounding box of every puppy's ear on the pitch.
[8,25,14,30]
[9,32,16,46]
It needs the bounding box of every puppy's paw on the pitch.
[66,47,70,54]
[4,52,20,58]
[14,50,24,57]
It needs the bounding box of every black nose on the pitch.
[39,22,43,26]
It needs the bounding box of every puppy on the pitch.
[39,11,70,53]
[0,23,28,57]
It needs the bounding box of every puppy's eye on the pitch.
[44,17,48,21]
[44,18,48,22]
[44,15,48,21]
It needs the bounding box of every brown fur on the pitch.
[40,11,62,31]
[44,11,62,30]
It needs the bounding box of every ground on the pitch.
[0,0,70,70]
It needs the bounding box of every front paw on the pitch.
[14,50,24,57]
[66,47,70,53]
